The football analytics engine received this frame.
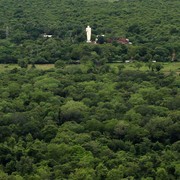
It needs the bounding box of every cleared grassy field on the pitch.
[0,64,18,72]
[0,64,54,72]
[161,62,180,73]
[111,62,180,74]
[33,64,54,70]
[0,62,179,74]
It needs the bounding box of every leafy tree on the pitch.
[85,119,103,132]
[114,120,130,138]
[106,165,124,180]
[41,124,58,142]
[18,58,28,68]
[0,170,8,179]
[154,63,164,72]
[16,156,34,175]
[145,117,173,141]
[156,167,168,180]
[69,168,96,180]
[134,61,143,70]
[54,60,65,68]
[61,100,88,122]
[96,163,108,180]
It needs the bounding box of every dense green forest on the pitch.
[0,62,180,179]
[0,0,180,64]
[0,0,180,179]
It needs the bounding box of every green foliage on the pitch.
[106,165,124,180]
[61,100,88,122]
[0,0,179,179]
[0,0,179,64]
[0,65,179,179]
[54,60,65,68]
[154,63,164,72]
[18,58,28,68]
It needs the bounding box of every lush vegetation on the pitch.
[0,0,179,64]
[0,63,180,179]
[0,0,180,179]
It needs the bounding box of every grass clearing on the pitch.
[34,64,54,70]
[0,64,55,72]
[162,62,180,72]
[0,62,179,74]
[111,62,180,74]
[0,64,19,72]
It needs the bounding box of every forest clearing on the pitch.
[1,62,180,74]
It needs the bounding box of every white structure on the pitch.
[43,33,52,38]
[86,26,91,43]
[125,60,131,63]
[125,38,132,45]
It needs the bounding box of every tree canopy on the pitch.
[0,62,179,179]
[0,0,179,64]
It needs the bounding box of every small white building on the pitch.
[43,33,52,38]
[125,60,131,63]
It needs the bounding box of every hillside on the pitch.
[0,0,179,64]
